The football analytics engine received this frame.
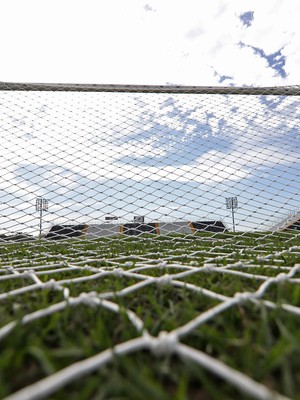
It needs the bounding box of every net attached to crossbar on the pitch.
[0,82,300,399]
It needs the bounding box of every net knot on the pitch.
[157,274,172,286]
[190,261,198,266]
[233,261,243,268]
[124,261,133,267]
[63,287,70,299]
[113,267,124,277]
[203,263,214,271]
[290,246,300,252]
[234,291,252,302]
[294,264,300,272]
[150,331,178,356]
[43,279,57,289]
[79,292,98,307]
[274,273,288,283]
[23,269,34,277]
[158,260,167,268]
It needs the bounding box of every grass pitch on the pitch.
[1,231,300,400]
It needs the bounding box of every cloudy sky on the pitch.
[0,0,300,235]
[1,0,299,86]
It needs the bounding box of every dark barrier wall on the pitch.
[191,221,227,233]
[122,223,158,235]
[45,224,88,240]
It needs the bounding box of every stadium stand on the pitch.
[45,221,227,239]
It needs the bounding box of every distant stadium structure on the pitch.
[44,220,227,240]
[271,210,300,232]
[45,224,89,240]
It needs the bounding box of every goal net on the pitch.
[0,82,300,400]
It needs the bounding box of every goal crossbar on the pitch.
[0,81,299,95]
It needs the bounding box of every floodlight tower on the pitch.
[226,197,238,232]
[36,197,48,238]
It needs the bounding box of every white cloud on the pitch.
[0,0,299,85]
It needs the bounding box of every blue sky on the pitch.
[0,0,299,235]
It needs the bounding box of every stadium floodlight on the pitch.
[226,197,238,232]
[36,197,48,238]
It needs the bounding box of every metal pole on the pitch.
[232,204,236,233]
[39,207,43,239]
[226,197,238,233]
[36,198,48,239]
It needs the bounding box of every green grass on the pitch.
[1,231,300,399]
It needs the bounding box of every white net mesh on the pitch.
[0,82,300,399]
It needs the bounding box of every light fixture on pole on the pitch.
[226,197,238,232]
[36,197,48,238]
